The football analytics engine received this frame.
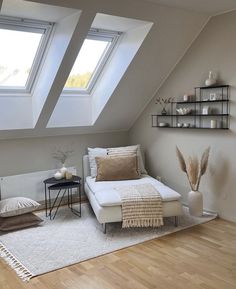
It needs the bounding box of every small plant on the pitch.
[176,146,210,191]
[155,97,174,114]
[52,149,74,165]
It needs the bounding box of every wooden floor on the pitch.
[1,218,236,289]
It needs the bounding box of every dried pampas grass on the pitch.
[176,146,210,191]
[176,146,187,173]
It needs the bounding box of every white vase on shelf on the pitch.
[205,71,216,87]
[188,190,203,217]
[60,164,67,178]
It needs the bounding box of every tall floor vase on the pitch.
[188,190,203,217]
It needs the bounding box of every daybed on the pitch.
[83,155,183,232]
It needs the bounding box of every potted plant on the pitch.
[176,146,210,216]
[155,97,174,115]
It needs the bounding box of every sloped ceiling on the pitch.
[0,0,210,139]
[145,0,236,15]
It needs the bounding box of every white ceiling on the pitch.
[146,0,236,15]
[1,0,77,21]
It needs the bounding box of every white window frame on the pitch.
[63,28,121,96]
[0,16,53,95]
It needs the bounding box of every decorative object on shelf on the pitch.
[209,93,217,101]
[177,123,182,127]
[176,107,192,115]
[158,122,169,127]
[183,93,194,102]
[205,71,217,87]
[210,120,217,129]
[183,123,190,128]
[176,146,210,216]
[202,106,210,115]
[155,96,174,115]
[54,171,63,180]
[183,94,189,102]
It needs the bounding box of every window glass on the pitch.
[0,28,42,88]
[64,29,120,95]
[0,16,53,93]
[65,38,110,89]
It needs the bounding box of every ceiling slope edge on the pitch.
[128,15,211,131]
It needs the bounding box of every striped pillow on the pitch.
[88,147,108,178]
[107,145,147,174]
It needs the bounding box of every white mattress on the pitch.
[86,175,181,207]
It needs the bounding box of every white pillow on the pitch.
[0,197,40,218]
[107,144,147,174]
[88,147,107,178]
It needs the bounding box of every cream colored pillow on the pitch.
[107,144,147,174]
[96,156,140,181]
[0,197,40,218]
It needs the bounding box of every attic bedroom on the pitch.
[0,0,236,288]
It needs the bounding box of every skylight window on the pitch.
[0,16,53,94]
[64,29,120,95]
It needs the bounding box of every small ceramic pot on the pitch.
[54,171,63,180]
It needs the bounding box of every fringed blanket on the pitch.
[115,183,163,228]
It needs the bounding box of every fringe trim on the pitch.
[0,242,33,282]
[122,218,164,228]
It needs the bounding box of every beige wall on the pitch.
[129,11,236,222]
[0,131,128,178]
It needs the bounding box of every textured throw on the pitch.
[116,183,163,228]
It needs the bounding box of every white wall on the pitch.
[129,11,236,222]
[0,131,128,178]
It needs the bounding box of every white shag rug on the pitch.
[0,203,216,281]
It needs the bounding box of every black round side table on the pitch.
[43,175,81,220]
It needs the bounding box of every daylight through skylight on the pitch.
[65,38,109,89]
[0,29,42,87]
[0,16,53,93]
[64,29,120,95]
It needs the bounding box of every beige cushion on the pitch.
[0,213,43,231]
[108,144,147,174]
[96,156,140,181]
[0,197,40,218]
[88,147,108,178]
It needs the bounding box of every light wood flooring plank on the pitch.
[0,218,236,289]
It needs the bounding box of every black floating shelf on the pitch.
[195,85,229,89]
[174,99,229,104]
[153,114,229,117]
[152,84,230,130]
[153,126,229,130]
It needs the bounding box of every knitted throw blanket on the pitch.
[116,183,163,228]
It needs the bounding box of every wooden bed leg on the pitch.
[174,216,178,227]
[102,223,107,234]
